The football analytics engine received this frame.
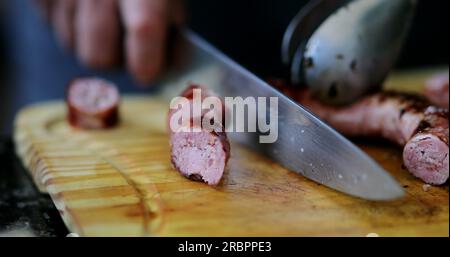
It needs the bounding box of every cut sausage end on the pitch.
[170,128,229,186]
[169,85,230,186]
[67,77,120,129]
[170,129,229,186]
[68,78,119,113]
[403,134,449,185]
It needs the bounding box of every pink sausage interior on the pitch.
[403,134,449,185]
[68,78,119,114]
[170,129,228,185]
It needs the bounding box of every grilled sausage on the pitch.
[424,72,449,109]
[67,77,120,129]
[403,107,449,185]
[269,79,449,185]
[297,90,449,185]
[168,85,230,185]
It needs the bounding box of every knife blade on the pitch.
[159,29,404,200]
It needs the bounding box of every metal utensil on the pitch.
[159,29,404,200]
[283,0,417,105]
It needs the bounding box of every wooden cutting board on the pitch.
[13,70,449,236]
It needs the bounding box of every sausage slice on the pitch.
[169,85,230,185]
[67,77,120,129]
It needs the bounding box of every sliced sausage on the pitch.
[424,72,449,109]
[67,77,120,129]
[169,85,230,186]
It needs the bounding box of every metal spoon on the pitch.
[282,0,417,105]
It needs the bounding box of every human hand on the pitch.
[35,0,184,84]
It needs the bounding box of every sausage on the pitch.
[423,72,449,109]
[269,79,449,185]
[168,85,230,185]
[297,90,449,185]
[67,77,120,129]
[403,107,449,185]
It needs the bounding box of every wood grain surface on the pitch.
[13,70,449,236]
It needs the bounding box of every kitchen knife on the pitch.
[159,29,404,200]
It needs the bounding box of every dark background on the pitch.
[187,0,449,77]
[0,0,449,135]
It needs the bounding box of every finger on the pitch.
[33,0,55,20]
[170,0,186,26]
[119,0,169,84]
[75,0,120,68]
[51,0,76,49]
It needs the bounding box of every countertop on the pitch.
[0,137,68,237]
